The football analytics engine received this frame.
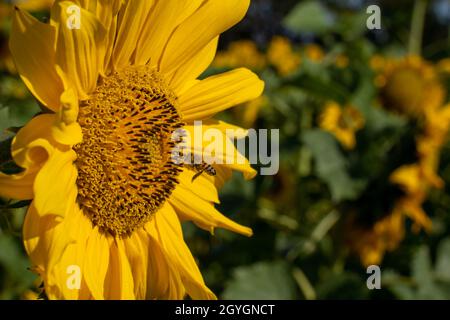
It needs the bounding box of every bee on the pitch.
[191,163,217,182]
[187,153,217,182]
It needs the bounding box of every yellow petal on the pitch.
[1,114,63,200]
[0,169,37,200]
[51,1,106,99]
[181,121,257,180]
[169,37,219,96]
[402,200,433,232]
[111,0,154,71]
[47,204,92,300]
[104,240,135,300]
[33,148,78,218]
[16,0,54,11]
[390,165,422,194]
[179,68,264,122]
[95,0,122,75]
[83,227,110,300]
[12,114,58,169]
[10,7,64,111]
[23,201,75,291]
[170,186,253,237]
[134,0,203,67]
[160,0,250,74]
[123,230,149,300]
[23,203,60,272]
[178,168,220,204]
[51,87,83,146]
[146,202,217,300]
[146,234,185,300]
[213,165,233,190]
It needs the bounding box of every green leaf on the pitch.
[316,272,369,299]
[337,12,370,40]
[303,130,365,201]
[285,74,349,104]
[0,102,39,139]
[0,234,35,299]
[412,246,433,288]
[283,1,334,35]
[435,238,450,282]
[222,261,296,300]
[412,246,446,299]
[4,200,32,209]
[382,270,416,300]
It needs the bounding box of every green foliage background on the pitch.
[1,0,450,300]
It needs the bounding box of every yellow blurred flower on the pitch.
[267,36,301,76]
[370,54,386,70]
[233,95,268,128]
[319,102,365,150]
[374,55,446,117]
[213,40,266,71]
[334,53,349,69]
[351,103,450,266]
[438,58,450,74]
[348,208,405,266]
[21,290,40,300]
[390,165,434,232]
[422,103,450,148]
[304,44,325,63]
[387,104,450,240]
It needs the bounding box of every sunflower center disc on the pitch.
[382,68,424,115]
[74,66,184,237]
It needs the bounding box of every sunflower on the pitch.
[348,103,450,265]
[334,53,349,69]
[304,44,325,63]
[438,58,450,74]
[0,0,264,300]
[267,36,301,76]
[373,55,446,117]
[391,104,450,232]
[347,208,405,266]
[318,101,365,150]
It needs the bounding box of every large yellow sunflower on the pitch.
[0,0,264,300]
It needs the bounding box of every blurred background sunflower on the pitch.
[1,0,450,300]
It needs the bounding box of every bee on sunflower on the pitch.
[0,0,264,300]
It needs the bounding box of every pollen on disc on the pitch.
[74,66,185,237]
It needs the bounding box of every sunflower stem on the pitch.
[409,0,428,56]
